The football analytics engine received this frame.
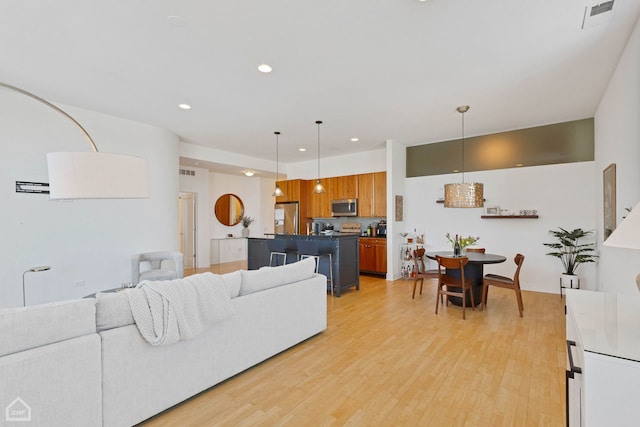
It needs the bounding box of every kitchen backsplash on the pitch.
[309,217,386,234]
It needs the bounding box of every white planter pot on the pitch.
[561,274,580,288]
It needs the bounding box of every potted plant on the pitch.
[543,227,598,286]
[241,216,254,237]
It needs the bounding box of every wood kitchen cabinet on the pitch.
[308,178,332,218]
[359,237,387,274]
[357,172,386,217]
[275,179,301,203]
[332,175,358,200]
[372,171,386,217]
[278,172,385,220]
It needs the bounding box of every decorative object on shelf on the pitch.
[543,228,598,289]
[241,216,255,237]
[604,201,640,291]
[519,209,538,215]
[603,163,616,239]
[445,233,479,256]
[444,105,484,208]
[312,120,326,194]
[23,265,51,306]
[1,81,148,199]
[272,131,284,197]
[485,206,500,215]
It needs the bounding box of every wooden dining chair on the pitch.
[411,248,438,299]
[481,253,525,317]
[435,255,475,320]
[466,247,485,253]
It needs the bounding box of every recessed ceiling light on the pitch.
[453,169,459,173]
[244,170,255,177]
[257,64,272,73]
[298,148,306,152]
[516,163,524,167]
[178,103,191,110]
[350,137,359,142]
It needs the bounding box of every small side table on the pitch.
[560,276,580,297]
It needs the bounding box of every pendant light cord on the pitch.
[316,120,322,180]
[275,131,280,182]
[456,105,469,183]
[461,110,465,183]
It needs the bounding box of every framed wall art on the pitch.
[484,205,500,216]
[395,195,403,222]
[603,163,616,240]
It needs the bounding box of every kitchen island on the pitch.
[247,233,360,297]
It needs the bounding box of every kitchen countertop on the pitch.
[262,232,361,238]
[567,289,640,362]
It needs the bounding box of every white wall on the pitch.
[404,163,596,294]
[286,148,386,179]
[179,166,211,268]
[387,140,406,280]
[594,15,640,294]
[0,91,179,307]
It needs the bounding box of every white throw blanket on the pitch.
[127,273,235,346]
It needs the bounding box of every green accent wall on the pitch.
[406,118,594,177]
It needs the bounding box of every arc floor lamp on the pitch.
[1,81,148,199]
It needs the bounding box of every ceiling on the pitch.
[1,0,638,172]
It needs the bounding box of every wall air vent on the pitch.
[582,1,614,29]
[179,169,195,176]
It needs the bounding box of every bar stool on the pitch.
[267,239,287,267]
[296,240,334,295]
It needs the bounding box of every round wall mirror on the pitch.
[214,193,244,226]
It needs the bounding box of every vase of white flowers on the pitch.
[445,233,480,256]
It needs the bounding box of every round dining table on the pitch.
[425,251,507,307]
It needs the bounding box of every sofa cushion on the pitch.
[96,291,135,331]
[0,298,96,357]
[221,270,242,298]
[239,257,316,296]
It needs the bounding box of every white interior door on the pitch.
[179,192,197,269]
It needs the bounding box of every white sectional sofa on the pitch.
[0,258,327,427]
[0,299,102,427]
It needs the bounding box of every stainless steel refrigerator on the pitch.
[274,202,299,234]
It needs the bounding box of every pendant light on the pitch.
[444,105,484,208]
[272,131,284,197]
[312,120,326,194]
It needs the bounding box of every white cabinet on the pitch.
[565,289,640,426]
[210,238,247,264]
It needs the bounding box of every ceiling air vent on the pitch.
[582,1,615,29]
[179,169,195,176]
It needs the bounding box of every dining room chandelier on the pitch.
[444,105,484,208]
[272,131,284,197]
[312,120,326,194]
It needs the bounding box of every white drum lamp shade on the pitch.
[47,152,148,199]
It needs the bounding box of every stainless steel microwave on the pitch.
[331,199,358,217]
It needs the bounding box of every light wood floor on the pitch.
[143,272,566,426]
